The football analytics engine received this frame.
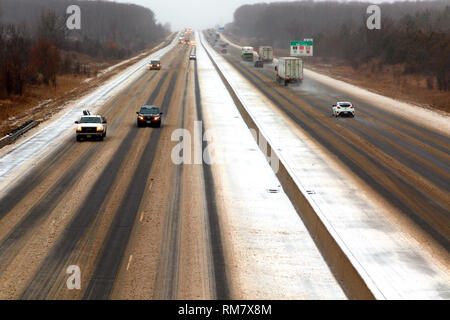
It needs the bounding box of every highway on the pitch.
[0,34,346,299]
[0,30,448,300]
[0,44,223,299]
[212,34,450,252]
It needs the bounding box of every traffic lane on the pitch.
[228,44,449,150]
[224,43,450,155]
[263,66,450,160]
[217,45,449,250]
[0,34,180,188]
[0,46,185,299]
[252,55,450,164]
[20,49,187,300]
[0,62,168,257]
[0,60,169,297]
[223,47,450,192]
[0,45,182,227]
[113,44,218,300]
[250,60,450,211]
[222,46,450,200]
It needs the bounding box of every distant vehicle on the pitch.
[241,47,254,61]
[332,102,355,117]
[276,57,303,86]
[149,60,161,70]
[75,114,107,141]
[254,59,264,68]
[189,54,197,60]
[259,46,274,62]
[137,105,163,127]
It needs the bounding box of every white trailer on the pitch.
[259,46,274,62]
[276,57,303,86]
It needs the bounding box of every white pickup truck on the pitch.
[275,57,303,86]
[75,113,108,141]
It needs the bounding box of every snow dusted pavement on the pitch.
[203,32,450,299]
[0,33,179,194]
[196,32,346,299]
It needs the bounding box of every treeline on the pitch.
[227,0,450,91]
[0,0,170,96]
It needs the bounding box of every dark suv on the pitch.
[149,60,161,70]
[136,105,163,127]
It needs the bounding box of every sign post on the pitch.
[290,39,314,56]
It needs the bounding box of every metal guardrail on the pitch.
[0,120,37,149]
[0,136,9,149]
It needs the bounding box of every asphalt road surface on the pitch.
[0,44,228,299]
[210,37,450,252]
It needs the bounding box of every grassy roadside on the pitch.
[223,32,450,114]
[0,33,176,138]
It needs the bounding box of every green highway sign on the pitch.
[290,39,314,56]
[290,41,313,46]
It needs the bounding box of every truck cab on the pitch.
[241,46,254,61]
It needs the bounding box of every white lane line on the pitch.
[126,255,133,271]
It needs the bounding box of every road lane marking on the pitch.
[126,255,133,271]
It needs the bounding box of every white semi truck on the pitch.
[275,57,303,86]
[259,46,274,62]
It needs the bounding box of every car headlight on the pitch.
[153,116,160,120]
[76,126,82,132]
[139,116,144,120]
[96,126,103,132]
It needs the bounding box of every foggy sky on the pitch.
[112,0,401,31]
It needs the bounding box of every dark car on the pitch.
[254,60,264,68]
[149,60,161,70]
[137,105,163,127]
